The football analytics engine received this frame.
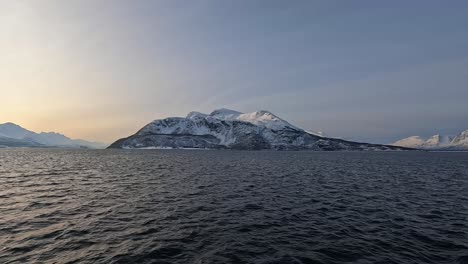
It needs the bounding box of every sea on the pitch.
[0,149,467,264]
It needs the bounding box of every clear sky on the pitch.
[1,0,467,143]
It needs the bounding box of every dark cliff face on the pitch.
[108,134,225,149]
[108,111,411,151]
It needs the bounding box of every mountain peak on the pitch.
[392,136,425,148]
[1,122,21,126]
[393,130,467,149]
[249,110,277,119]
[0,122,32,139]
[109,108,409,151]
[0,122,26,130]
[0,122,105,148]
[186,111,208,120]
[236,110,298,130]
[257,110,275,115]
[451,129,468,147]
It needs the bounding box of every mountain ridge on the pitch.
[0,122,106,149]
[109,109,411,151]
[392,130,468,150]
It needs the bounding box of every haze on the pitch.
[1,0,467,143]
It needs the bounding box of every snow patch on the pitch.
[392,130,468,149]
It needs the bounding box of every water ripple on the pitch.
[0,149,467,263]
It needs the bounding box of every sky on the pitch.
[1,0,467,144]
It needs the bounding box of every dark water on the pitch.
[0,149,467,264]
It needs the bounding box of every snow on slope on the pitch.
[0,122,105,148]
[209,108,300,130]
[305,130,325,137]
[109,108,410,151]
[392,136,426,148]
[139,108,301,146]
[186,111,208,120]
[392,130,468,149]
[451,130,468,147]
[140,118,244,146]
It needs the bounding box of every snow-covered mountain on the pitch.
[392,136,426,148]
[0,135,44,148]
[392,130,468,150]
[0,122,105,148]
[108,109,410,151]
[450,130,468,149]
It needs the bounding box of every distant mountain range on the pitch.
[108,108,410,151]
[0,122,106,149]
[6,114,464,151]
[392,130,468,150]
